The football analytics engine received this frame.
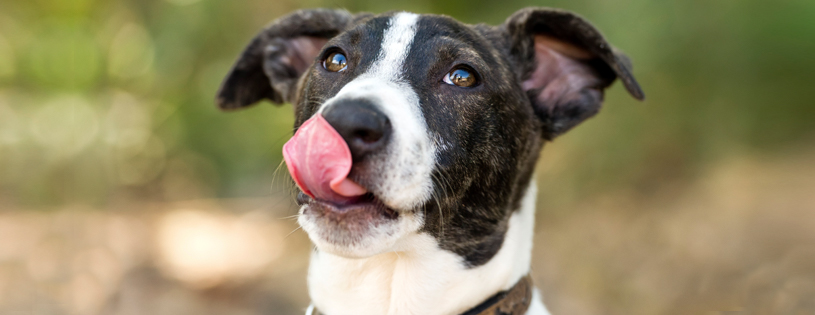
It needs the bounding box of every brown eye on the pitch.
[443,68,478,87]
[323,51,347,72]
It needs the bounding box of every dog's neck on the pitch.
[306,182,541,315]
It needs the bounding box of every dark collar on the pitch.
[308,274,533,315]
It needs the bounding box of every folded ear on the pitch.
[216,9,354,110]
[505,8,645,139]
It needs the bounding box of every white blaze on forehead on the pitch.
[369,12,419,79]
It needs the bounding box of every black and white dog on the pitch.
[217,7,643,315]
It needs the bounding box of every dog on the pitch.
[217,7,643,315]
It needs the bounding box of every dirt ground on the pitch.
[1,149,813,315]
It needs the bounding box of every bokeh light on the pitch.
[156,209,285,288]
[108,23,155,80]
[30,95,100,159]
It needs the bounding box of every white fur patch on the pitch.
[308,182,549,315]
[368,12,419,79]
[316,12,433,211]
[298,202,425,258]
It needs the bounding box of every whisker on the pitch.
[277,214,300,220]
[284,226,303,239]
[430,172,449,237]
[272,158,287,192]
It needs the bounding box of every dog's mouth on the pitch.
[296,188,415,257]
[297,190,402,254]
[298,191,399,222]
[285,113,415,253]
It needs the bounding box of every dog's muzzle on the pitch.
[283,98,392,205]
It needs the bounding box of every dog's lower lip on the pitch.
[301,192,398,219]
[297,191,369,208]
[321,194,371,212]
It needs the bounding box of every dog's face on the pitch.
[218,8,642,266]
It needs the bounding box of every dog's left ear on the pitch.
[217,9,355,110]
[504,8,645,139]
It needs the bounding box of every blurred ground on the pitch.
[0,195,313,315]
[534,145,815,315]
[1,146,813,315]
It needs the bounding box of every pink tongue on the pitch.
[282,114,367,203]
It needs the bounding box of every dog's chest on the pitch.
[305,183,545,315]
[308,276,537,315]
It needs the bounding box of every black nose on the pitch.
[322,98,391,162]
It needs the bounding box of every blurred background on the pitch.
[0,0,813,314]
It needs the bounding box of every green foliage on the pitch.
[1,0,812,208]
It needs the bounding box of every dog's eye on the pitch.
[443,68,478,88]
[323,51,347,72]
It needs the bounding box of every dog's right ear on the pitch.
[216,9,354,110]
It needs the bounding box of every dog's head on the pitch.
[218,8,643,265]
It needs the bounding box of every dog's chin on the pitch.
[297,192,424,258]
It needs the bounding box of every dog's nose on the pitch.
[322,99,391,162]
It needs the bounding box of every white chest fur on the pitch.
[306,183,550,315]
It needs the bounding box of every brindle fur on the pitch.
[217,8,642,267]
